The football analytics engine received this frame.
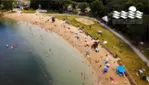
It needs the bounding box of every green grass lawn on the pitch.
[117,32,149,61]
[54,14,149,85]
[0,9,9,12]
[21,10,35,13]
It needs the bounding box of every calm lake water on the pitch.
[0,18,93,85]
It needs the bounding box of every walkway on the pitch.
[98,21,149,67]
[86,16,149,67]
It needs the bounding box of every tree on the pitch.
[30,0,49,9]
[0,0,13,10]
[102,0,149,42]
[78,2,89,13]
[72,0,93,2]
[90,0,104,17]
[28,0,149,42]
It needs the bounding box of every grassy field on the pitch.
[118,32,149,61]
[53,14,149,85]
[0,9,9,12]
[21,10,35,13]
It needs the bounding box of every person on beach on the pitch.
[92,40,99,49]
[75,35,80,40]
[110,77,115,83]
[85,41,90,47]
[17,9,21,16]
[95,47,99,52]
[35,10,39,15]
[81,72,83,76]
[84,37,90,47]
[105,61,110,68]
[85,37,87,42]
[104,66,108,73]
[105,54,109,61]
[106,63,110,68]
[52,16,55,23]
[86,49,91,57]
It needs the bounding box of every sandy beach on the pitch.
[4,13,131,85]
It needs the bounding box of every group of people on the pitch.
[86,39,100,57]
[6,44,17,49]
[25,13,129,84]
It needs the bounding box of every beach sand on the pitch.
[4,13,131,85]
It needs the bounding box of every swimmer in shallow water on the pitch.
[11,46,14,49]
[13,44,17,48]
[49,48,51,51]
[6,44,9,48]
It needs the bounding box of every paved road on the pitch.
[98,21,149,67]
[46,13,149,67]
[83,15,149,67]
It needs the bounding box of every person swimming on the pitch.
[11,46,14,49]
[13,44,17,48]
[6,44,9,48]
[49,48,51,51]
[10,44,17,49]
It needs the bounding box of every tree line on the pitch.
[0,0,149,43]
[29,0,149,43]
[0,0,14,10]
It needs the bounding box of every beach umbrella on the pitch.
[104,67,108,72]
[117,65,126,73]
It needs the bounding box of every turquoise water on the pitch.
[0,18,93,85]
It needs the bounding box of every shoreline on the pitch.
[4,13,131,85]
